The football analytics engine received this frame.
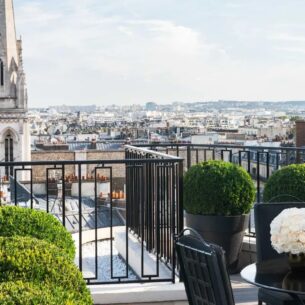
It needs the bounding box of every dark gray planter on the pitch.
[185,212,249,273]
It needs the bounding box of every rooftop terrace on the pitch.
[1,142,303,304]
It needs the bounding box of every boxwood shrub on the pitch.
[0,206,75,259]
[0,236,92,305]
[263,164,305,203]
[183,160,255,215]
[0,281,91,305]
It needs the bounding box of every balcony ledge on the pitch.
[90,282,187,305]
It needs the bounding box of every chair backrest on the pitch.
[175,228,235,305]
[254,202,305,262]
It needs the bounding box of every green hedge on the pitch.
[263,164,305,202]
[0,236,92,305]
[0,281,90,305]
[0,206,75,259]
[183,160,255,215]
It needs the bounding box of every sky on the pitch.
[13,0,305,107]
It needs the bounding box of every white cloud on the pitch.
[274,46,305,54]
[270,33,305,43]
[13,0,305,106]
[15,1,231,105]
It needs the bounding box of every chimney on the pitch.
[295,120,305,148]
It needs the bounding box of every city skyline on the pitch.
[14,0,305,107]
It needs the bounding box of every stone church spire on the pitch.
[0,0,30,166]
[0,0,27,111]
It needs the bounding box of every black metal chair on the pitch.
[255,202,305,305]
[175,228,235,305]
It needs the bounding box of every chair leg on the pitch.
[258,301,263,305]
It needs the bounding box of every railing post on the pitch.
[187,145,191,170]
[276,152,280,170]
[178,160,184,235]
[257,152,260,203]
[266,152,270,179]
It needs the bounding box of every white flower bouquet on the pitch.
[270,208,305,255]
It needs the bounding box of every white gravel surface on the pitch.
[76,240,137,282]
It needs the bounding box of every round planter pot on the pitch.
[185,212,249,273]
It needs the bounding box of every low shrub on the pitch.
[0,236,92,305]
[183,160,255,215]
[0,281,91,305]
[263,164,305,203]
[0,206,75,259]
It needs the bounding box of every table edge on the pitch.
[240,263,305,296]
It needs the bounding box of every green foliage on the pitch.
[0,281,89,305]
[0,206,75,259]
[263,164,305,203]
[0,236,92,305]
[0,208,91,304]
[290,116,302,122]
[183,160,255,215]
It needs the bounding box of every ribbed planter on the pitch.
[185,212,249,273]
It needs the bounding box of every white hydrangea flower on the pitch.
[270,208,305,254]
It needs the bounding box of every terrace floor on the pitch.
[99,275,258,305]
[231,274,258,305]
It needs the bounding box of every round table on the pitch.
[241,258,305,305]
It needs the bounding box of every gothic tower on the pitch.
[0,0,30,176]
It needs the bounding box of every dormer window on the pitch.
[0,59,3,86]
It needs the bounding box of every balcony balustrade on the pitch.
[0,146,183,285]
[135,143,305,236]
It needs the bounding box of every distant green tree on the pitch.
[290,116,303,122]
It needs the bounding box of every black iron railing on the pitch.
[2,142,301,281]
[0,147,183,284]
[135,143,305,200]
[125,146,184,277]
[135,143,305,235]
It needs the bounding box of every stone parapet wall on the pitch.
[31,150,126,182]
[32,151,78,181]
[87,151,125,178]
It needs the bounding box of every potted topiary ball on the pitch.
[184,160,255,272]
[263,164,305,203]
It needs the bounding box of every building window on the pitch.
[5,134,13,176]
[0,59,3,86]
